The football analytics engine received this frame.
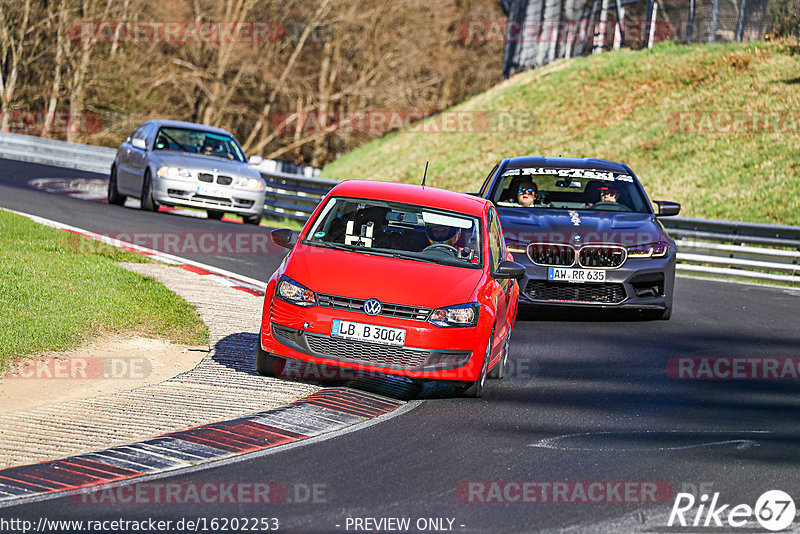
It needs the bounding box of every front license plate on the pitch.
[196,184,230,198]
[331,319,406,347]
[548,267,606,283]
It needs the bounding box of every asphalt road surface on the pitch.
[3,158,800,533]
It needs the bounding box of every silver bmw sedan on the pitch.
[108,119,267,225]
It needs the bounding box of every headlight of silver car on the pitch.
[156,166,194,181]
[234,176,265,191]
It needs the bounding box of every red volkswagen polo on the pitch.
[256,180,524,397]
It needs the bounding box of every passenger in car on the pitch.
[499,180,538,207]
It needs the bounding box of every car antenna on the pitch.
[421,161,428,187]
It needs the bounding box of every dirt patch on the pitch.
[0,335,208,413]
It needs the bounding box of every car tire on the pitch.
[243,213,262,226]
[255,343,284,377]
[107,166,126,206]
[488,334,509,379]
[462,327,493,398]
[207,210,225,220]
[140,170,157,212]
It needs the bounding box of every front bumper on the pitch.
[152,176,266,215]
[261,297,488,382]
[511,251,676,311]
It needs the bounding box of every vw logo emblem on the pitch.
[363,298,382,316]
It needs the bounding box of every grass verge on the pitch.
[322,40,800,226]
[0,211,208,373]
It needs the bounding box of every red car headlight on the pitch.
[428,303,480,328]
[627,241,669,258]
[277,276,316,307]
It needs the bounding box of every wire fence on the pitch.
[499,0,784,76]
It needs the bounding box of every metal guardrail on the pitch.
[662,218,800,285]
[0,132,797,286]
[0,132,116,175]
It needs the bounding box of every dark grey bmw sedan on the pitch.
[478,156,681,319]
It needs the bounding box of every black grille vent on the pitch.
[527,244,575,266]
[217,175,233,185]
[579,245,626,268]
[198,173,214,183]
[316,294,430,321]
[524,280,626,304]
[305,336,430,369]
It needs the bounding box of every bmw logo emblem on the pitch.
[571,234,582,244]
[364,298,382,316]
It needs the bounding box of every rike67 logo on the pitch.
[669,490,796,531]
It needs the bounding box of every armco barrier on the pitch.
[0,131,797,286]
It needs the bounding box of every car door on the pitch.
[117,125,147,194]
[487,206,510,357]
[127,123,154,192]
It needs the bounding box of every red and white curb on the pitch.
[0,207,412,506]
[1,207,267,297]
[0,389,404,505]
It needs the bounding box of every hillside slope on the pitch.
[321,41,800,225]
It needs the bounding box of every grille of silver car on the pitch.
[197,173,233,186]
[316,294,431,321]
[578,245,627,268]
[524,280,626,304]
[527,243,575,266]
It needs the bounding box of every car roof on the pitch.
[143,119,235,138]
[502,155,633,175]
[329,180,490,217]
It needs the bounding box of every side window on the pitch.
[140,123,155,145]
[479,164,499,196]
[487,207,502,272]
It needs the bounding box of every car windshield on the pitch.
[491,167,650,213]
[153,126,246,162]
[304,197,482,269]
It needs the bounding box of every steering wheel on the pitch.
[591,201,631,211]
[422,243,459,255]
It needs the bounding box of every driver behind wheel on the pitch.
[598,185,619,203]
[426,223,461,247]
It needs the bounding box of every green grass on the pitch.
[322,41,800,226]
[0,211,208,372]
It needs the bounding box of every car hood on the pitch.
[285,245,484,308]
[150,151,261,178]
[498,208,669,246]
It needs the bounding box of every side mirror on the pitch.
[654,200,681,217]
[271,228,296,249]
[249,155,264,166]
[131,138,147,150]
[494,260,526,280]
